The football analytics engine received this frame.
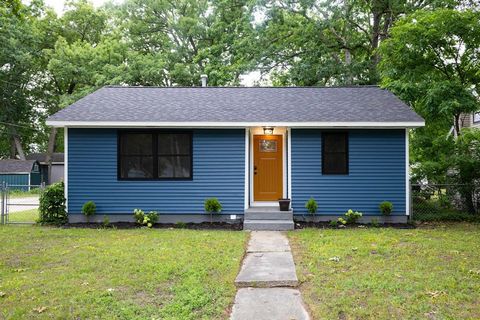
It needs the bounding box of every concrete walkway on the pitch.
[230,231,310,320]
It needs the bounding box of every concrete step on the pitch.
[244,211,293,220]
[243,219,294,231]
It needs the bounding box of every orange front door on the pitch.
[253,135,283,201]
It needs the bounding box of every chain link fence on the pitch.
[1,183,45,224]
[411,184,480,222]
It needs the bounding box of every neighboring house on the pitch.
[460,112,480,129]
[26,152,64,185]
[46,86,424,229]
[0,160,42,191]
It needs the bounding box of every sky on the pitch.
[29,0,262,86]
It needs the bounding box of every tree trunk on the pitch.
[45,127,57,184]
[344,48,353,84]
[454,113,461,138]
[9,136,16,159]
[11,128,26,160]
[369,11,382,82]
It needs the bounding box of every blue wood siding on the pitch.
[0,174,29,191]
[68,129,245,215]
[291,129,406,216]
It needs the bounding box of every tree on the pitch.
[379,9,480,137]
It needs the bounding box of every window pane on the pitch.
[120,134,153,155]
[259,139,277,152]
[159,156,191,178]
[120,156,153,178]
[323,133,346,153]
[323,153,347,174]
[158,133,190,155]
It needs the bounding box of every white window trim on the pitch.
[405,128,410,216]
[64,127,68,213]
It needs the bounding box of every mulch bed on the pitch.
[62,221,243,230]
[293,221,416,229]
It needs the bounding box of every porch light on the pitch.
[263,127,274,135]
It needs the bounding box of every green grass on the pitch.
[7,209,38,223]
[0,226,247,319]
[8,189,42,199]
[289,224,480,319]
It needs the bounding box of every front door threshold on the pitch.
[250,201,279,207]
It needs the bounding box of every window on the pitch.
[118,131,192,180]
[322,132,348,175]
[474,112,480,123]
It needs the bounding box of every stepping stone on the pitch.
[247,231,291,253]
[235,251,298,287]
[230,287,310,320]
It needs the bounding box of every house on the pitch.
[46,85,424,230]
[460,112,480,129]
[0,160,42,191]
[26,152,64,185]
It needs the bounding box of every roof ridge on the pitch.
[103,85,381,89]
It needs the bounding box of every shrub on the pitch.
[204,198,222,213]
[305,198,318,214]
[102,215,110,227]
[133,209,158,228]
[379,201,393,215]
[329,220,338,227]
[337,217,347,225]
[38,182,67,225]
[344,209,363,224]
[371,217,380,227]
[82,201,96,216]
[175,221,187,229]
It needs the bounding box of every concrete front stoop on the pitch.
[230,231,310,320]
[243,207,294,231]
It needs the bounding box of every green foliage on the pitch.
[102,215,110,227]
[204,198,222,213]
[38,182,67,225]
[175,221,187,229]
[305,198,318,214]
[81,201,96,216]
[379,201,393,215]
[133,209,159,228]
[329,220,338,227]
[344,209,363,224]
[337,217,347,225]
[370,218,380,227]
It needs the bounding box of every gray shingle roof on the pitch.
[26,153,64,164]
[0,160,37,173]
[47,86,423,124]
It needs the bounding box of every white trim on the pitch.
[0,172,30,175]
[46,120,425,129]
[28,173,31,191]
[405,128,410,216]
[287,128,292,200]
[244,128,249,210]
[64,127,68,213]
[249,129,287,207]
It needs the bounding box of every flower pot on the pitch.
[278,198,291,211]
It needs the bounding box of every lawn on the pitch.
[0,226,247,319]
[289,224,480,319]
[7,209,38,223]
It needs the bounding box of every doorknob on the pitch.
[254,165,258,175]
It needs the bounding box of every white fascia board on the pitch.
[46,120,425,129]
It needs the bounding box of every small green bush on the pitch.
[204,198,222,213]
[82,201,96,216]
[305,198,318,214]
[344,209,363,224]
[337,217,347,225]
[329,220,338,227]
[379,201,393,215]
[38,182,67,225]
[102,215,110,227]
[371,217,380,227]
[175,221,187,229]
[133,209,158,228]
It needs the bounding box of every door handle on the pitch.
[254,165,258,175]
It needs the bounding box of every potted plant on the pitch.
[278,198,291,211]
